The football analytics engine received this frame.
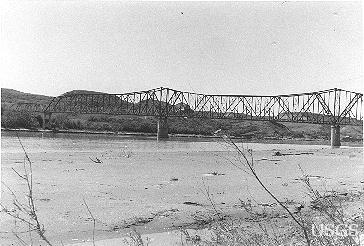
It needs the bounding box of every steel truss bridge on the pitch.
[11,87,363,126]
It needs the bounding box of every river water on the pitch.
[1,130,346,154]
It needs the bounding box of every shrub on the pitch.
[1,110,40,129]
[50,114,71,129]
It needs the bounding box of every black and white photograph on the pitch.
[1,1,363,245]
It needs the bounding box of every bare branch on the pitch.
[222,136,311,246]
[0,134,54,246]
[83,198,96,246]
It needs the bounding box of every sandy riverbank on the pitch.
[1,134,363,245]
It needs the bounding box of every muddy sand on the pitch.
[1,132,363,245]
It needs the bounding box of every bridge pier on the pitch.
[42,112,52,129]
[330,125,341,148]
[157,117,169,140]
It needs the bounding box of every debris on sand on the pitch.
[151,208,179,218]
[111,208,179,230]
[170,177,179,181]
[183,201,203,206]
[258,202,276,207]
[39,198,51,202]
[307,175,324,179]
[203,172,225,177]
[273,151,313,156]
[290,152,314,156]
[293,204,304,214]
[89,157,102,163]
[273,151,283,156]
[153,184,165,189]
[112,216,154,230]
[257,158,282,162]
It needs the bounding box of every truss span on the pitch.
[11,87,363,126]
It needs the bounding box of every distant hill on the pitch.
[1,88,53,109]
[61,90,107,96]
[1,88,107,109]
[1,87,362,141]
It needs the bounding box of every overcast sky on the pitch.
[1,1,362,96]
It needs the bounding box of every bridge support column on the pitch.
[42,112,52,130]
[157,117,168,140]
[330,125,341,148]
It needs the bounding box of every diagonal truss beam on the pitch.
[8,87,363,126]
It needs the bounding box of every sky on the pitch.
[1,1,363,97]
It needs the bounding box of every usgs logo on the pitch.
[312,223,359,237]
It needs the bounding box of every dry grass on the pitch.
[1,135,53,245]
[175,136,363,246]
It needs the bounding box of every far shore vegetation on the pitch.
[2,110,364,144]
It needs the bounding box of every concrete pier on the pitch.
[330,125,341,148]
[157,117,169,140]
[42,112,52,129]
